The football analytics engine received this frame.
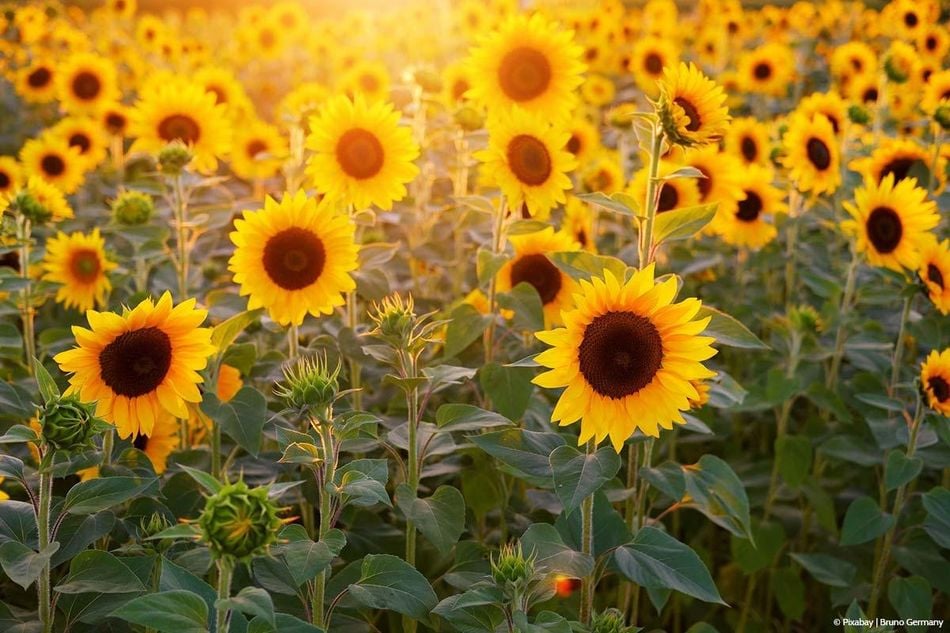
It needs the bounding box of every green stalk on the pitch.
[18,217,36,376]
[868,396,924,617]
[312,416,336,629]
[37,468,52,633]
[483,199,508,365]
[578,439,596,626]
[888,295,912,396]
[638,123,664,269]
[826,249,860,390]
[215,558,234,633]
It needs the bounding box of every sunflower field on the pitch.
[0,0,949,631]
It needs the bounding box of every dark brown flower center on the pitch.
[70,248,101,283]
[736,191,763,222]
[644,52,663,75]
[69,132,91,154]
[41,153,66,177]
[158,114,201,143]
[657,183,678,213]
[335,128,384,180]
[72,71,102,101]
[262,227,325,290]
[805,137,831,170]
[507,134,552,186]
[578,311,664,399]
[674,97,702,132]
[498,46,551,102]
[929,375,949,402]
[510,253,561,305]
[753,62,772,80]
[99,326,173,397]
[740,136,758,162]
[927,263,944,289]
[866,206,902,254]
[28,67,52,88]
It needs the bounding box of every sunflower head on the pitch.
[40,395,102,453]
[921,349,950,416]
[199,479,284,563]
[657,62,730,147]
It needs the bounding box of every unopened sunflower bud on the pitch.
[935,105,950,131]
[848,104,871,125]
[111,190,154,226]
[199,480,283,563]
[591,608,633,633]
[454,105,484,132]
[40,395,99,452]
[491,543,535,588]
[158,141,192,175]
[275,354,340,413]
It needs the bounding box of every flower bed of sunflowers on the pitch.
[0,0,948,631]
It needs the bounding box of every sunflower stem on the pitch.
[36,467,52,633]
[484,198,508,365]
[888,294,912,396]
[215,558,233,633]
[17,217,36,376]
[638,123,664,269]
[579,439,596,626]
[868,394,923,618]
[826,248,860,390]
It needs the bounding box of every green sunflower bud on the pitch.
[275,354,341,413]
[198,480,283,563]
[158,140,193,175]
[491,543,535,589]
[453,105,484,132]
[591,608,633,633]
[935,105,950,132]
[848,104,871,126]
[111,190,154,226]
[39,395,99,452]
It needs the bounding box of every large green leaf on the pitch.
[614,527,725,605]
[839,496,895,547]
[201,387,268,456]
[549,445,621,516]
[110,590,208,633]
[347,554,438,620]
[395,484,466,555]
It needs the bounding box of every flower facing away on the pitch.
[199,479,284,563]
[657,62,730,147]
[921,349,950,416]
[42,228,116,313]
[228,190,359,327]
[534,266,717,451]
[54,292,216,439]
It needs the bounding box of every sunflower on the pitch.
[712,164,787,250]
[129,78,231,174]
[475,105,576,217]
[562,196,597,252]
[230,119,288,182]
[19,136,87,195]
[305,95,419,211]
[496,227,579,326]
[16,58,57,104]
[921,349,950,416]
[128,410,178,474]
[918,238,950,315]
[229,191,359,327]
[564,117,601,164]
[42,228,116,312]
[798,91,848,137]
[842,174,938,272]
[782,113,840,195]
[57,52,119,114]
[533,266,716,451]
[54,292,216,439]
[466,12,585,122]
[630,37,678,97]
[738,43,794,97]
[725,117,771,166]
[657,62,730,148]
[628,160,701,215]
[49,117,109,170]
[0,157,22,198]
[850,138,945,193]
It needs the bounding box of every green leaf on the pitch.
[922,487,950,549]
[33,359,61,403]
[696,306,770,350]
[443,304,490,360]
[201,387,268,457]
[772,567,805,620]
[63,476,156,515]
[730,521,785,574]
[884,450,923,492]
[776,435,812,488]
[520,523,593,577]
[576,191,640,217]
[789,553,855,587]
[497,282,544,333]
[178,464,224,494]
[110,590,208,633]
[218,587,274,628]
[435,404,512,432]
[839,496,895,546]
[681,455,752,540]
[395,485,466,555]
[211,308,263,354]
[549,445,621,516]
[347,554,438,620]
[54,550,146,594]
[469,428,565,484]
[887,576,932,633]
[614,527,725,605]
[653,203,718,243]
[0,541,59,589]
[478,362,533,420]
